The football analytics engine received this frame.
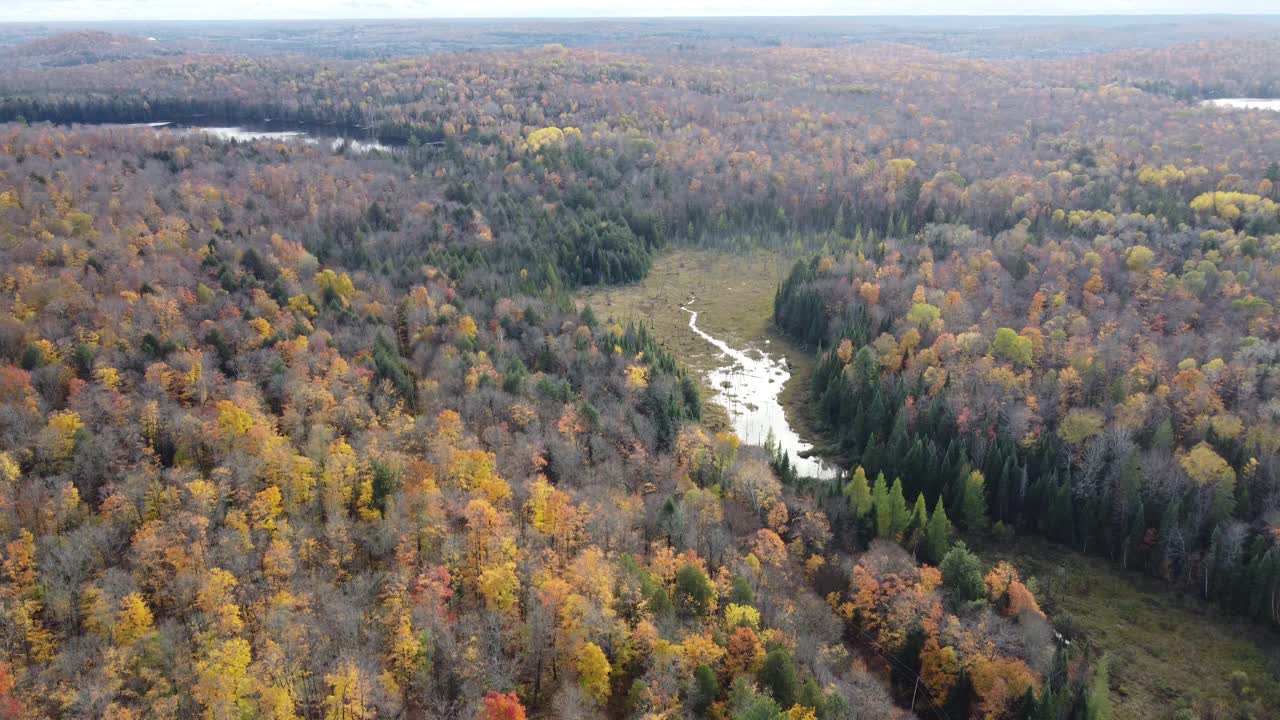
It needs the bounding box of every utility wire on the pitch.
[847,624,955,720]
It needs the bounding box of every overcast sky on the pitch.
[9,0,1279,22]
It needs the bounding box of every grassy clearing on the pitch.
[578,250,807,432]
[975,534,1280,718]
[578,250,790,371]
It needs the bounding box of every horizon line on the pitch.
[7,12,1280,24]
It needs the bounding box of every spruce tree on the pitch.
[925,497,952,564]
[908,492,929,537]
[1122,498,1145,570]
[844,466,873,519]
[960,470,990,532]
[888,477,911,541]
[1085,654,1112,720]
[906,492,929,556]
[940,542,984,602]
[1050,482,1074,545]
[872,472,892,539]
[691,664,719,716]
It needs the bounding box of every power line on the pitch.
[846,624,955,720]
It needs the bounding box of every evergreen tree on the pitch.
[1151,417,1175,451]
[1033,686,1057,720]
[844,465,873,520]
[1015,686,1039,719]
[852,346,879,388]
[675,564,715,617]
[940,542,984,603]
[888,477,911,541]
[1122,498,1145,570]
[1249,547,1280,625]
[872,472,892,539]
[906,489,926,550]
[994,456,1013,524]
[797,678,824,716]
[1157,495,1183,576]
[925,497,952,564]
[1048,482,1075,545]
[861,435,885,479]
[759,648,799,708]
[1085,654,1111,720]
[959,470,989,532]
[691,664,719,716]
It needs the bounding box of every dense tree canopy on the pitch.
[0,19,1277,720]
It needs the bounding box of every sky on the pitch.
[7,0,1280,22]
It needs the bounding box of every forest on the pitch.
[0,16,1278,720]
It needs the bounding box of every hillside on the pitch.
[1,30,183,67]
[0,19,1277,720]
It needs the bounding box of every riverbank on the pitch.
[578,250,826,451]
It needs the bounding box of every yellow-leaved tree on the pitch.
[576,642,611,706]
[323,660,373,720]
[113,593,154,645]
[194,637,253,720]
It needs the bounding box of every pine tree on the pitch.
[1033,686,1057,720]
[940,542,984,602]
[844,466,873,519]
[925,497,951,564]
[1086,654,1112,720]
[1249,547,1280,625]
[872,472,892,539]
[1048,482,1075,545]
[908,492,929,538]
[759,648,798,708]
[995,456,1014,524]
[888,477,911,540]
[1151,417,1175,451]
[691,664,719,715]
[1122,497,1145,570]
[1157,495,1183,575]
[959,470,989,532]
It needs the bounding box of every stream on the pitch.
[681,296,840,480]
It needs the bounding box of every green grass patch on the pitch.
[577,249,808,434]
[974,534,1280,718]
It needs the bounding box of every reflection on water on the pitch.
[682,296,840,480]
[86,121,394,152]
[1202,98,1280,111]
[191,126,392,153]
[193,126,307,142]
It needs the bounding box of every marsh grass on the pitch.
[578,250,803,432]
[975,534,1280,718]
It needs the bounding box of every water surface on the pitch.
[1202,98,1280,111]
[682,296,839,480]
[81,120,394,152]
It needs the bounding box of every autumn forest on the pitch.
[0,15,1278,720]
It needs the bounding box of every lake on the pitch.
[1202,98,1280,111]
[81,120,395,152]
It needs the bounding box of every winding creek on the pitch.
[681,295,840,480]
